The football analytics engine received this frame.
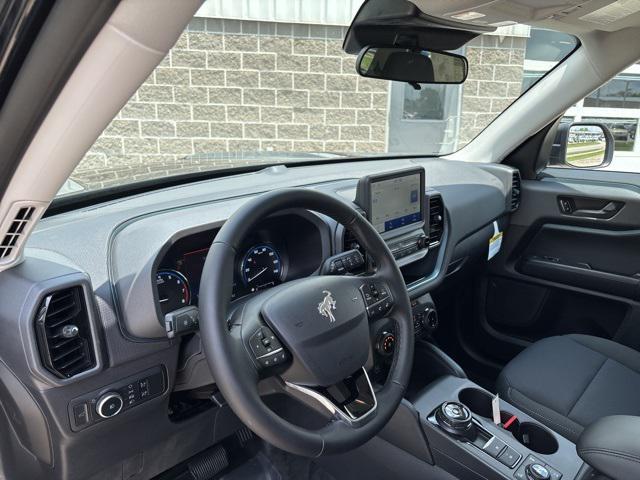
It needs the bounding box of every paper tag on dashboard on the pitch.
[492,394,501,425]
[488,221,503,260]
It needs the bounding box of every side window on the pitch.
[549,69,640,172]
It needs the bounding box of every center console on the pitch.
[389,376,589,480]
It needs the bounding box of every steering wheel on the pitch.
[199,188,414,457]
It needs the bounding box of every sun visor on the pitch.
[343,0,495,55]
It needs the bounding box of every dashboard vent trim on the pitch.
[0,201,45,271]
[428,194,444,248]
[510,170,521,211]
[34,286,96,379]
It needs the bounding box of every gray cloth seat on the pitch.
[496,334,640,443]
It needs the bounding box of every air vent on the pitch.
[0,206,34,260]
[0,201,45,270]
[511,170,521,211]
[35,287,96,379]
[428,194,444,247]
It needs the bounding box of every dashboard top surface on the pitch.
[25,158,514,333]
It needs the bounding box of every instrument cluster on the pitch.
[156,241,286,316]
[154,213,324,317]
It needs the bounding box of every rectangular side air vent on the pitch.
[35,287,96,379]
[428,194,444,247]
[0,201,45,270]
[0,206,35,260]
[511,170,521,211]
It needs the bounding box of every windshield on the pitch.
[63,2,577,196]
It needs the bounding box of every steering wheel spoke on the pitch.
[283,367,378,425]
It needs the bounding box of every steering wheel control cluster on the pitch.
[68,367,165,431]
[359,282,394,320]
[249,326,289,368]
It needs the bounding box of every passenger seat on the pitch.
[496,334,640,443]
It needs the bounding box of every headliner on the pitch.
[410,0,640,34]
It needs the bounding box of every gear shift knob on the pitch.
[435,401,477,441]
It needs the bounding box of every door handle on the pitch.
[558,197,623,219]
[573,202,619,218]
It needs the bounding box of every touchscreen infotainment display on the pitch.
[370,172,422,233]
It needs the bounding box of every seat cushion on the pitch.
[496,334,640,443]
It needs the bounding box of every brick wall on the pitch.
[75,19,390,189]
[459,35,526,145]
[73,18,527,190]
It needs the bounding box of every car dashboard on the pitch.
[0,157,520,479]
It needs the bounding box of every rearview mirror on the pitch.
[356,46,468,85]
[550,122,614,169]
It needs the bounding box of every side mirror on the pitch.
[356,46,468,86]
[550,122,614,169]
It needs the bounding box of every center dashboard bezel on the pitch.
[354,167,429,267]
[355,167,426,240]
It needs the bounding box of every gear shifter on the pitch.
[435,401,477,441]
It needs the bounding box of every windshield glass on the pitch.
[63,2,577,196]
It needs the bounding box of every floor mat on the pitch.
[219,444,335,480]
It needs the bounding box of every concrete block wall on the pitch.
[459,35,526,146]
[73,18,526,189]
[75,19,390,189]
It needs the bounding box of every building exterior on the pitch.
[73,1,640,190]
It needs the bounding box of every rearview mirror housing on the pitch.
[549,122,614,169]
[355,46,468,85]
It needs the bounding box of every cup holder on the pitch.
[458,388,559,455]
[500,411,520,435]
[458,387,494,418]
[513,422,559,455]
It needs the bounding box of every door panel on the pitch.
[485,276,626,340]
[475,170,640,366]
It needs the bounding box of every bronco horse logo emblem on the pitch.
[317,290,337,323]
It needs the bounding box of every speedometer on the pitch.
[156,269,190,314]
[241,244,282,293]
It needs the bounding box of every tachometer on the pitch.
[241,244,282,293]
[156,269,191,314]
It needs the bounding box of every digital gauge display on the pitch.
[156,269,190,315]
[241,244,283,293]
